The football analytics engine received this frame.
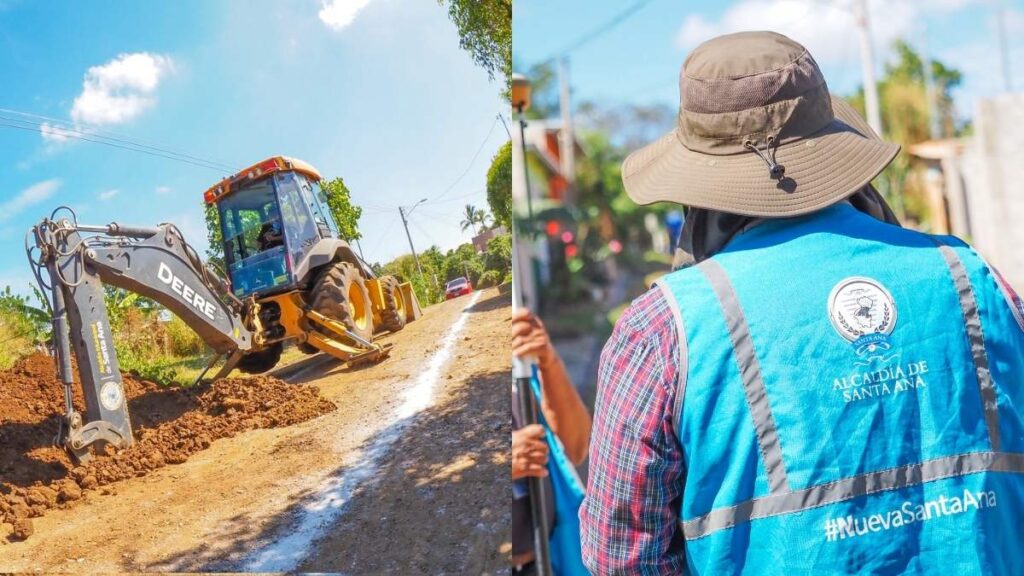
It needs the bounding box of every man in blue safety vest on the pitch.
[581,30,1024,575]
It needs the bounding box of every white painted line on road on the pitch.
[241,290,486,572]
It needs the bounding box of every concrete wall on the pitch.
[959,94,1024,291]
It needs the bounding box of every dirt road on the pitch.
[0,287,511,573]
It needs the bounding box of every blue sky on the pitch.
[514,0,1023,120]
[0,0,507,295]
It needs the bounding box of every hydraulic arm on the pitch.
[29,209,254,462]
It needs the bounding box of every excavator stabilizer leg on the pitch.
[303,309,393,365]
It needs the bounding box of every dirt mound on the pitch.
[0,353,335,542]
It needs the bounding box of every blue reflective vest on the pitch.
[530,368,589,576]
[657,203,1024,575]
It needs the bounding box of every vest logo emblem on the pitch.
[828,277,897,355]
[828,278,929,403]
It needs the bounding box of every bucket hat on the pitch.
[622,31,899,217]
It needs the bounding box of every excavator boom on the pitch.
[30,210,253,461]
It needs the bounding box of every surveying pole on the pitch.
[511,72,553,576]
[512,228,553,576]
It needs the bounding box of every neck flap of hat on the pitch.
[677,31,835,155]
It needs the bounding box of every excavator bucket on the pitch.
[398,282,422,322]
[367,276,423,327]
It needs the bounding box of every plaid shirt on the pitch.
[580,286,686,575]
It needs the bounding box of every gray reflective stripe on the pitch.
[655,281,688,434]
[682,451,1024,540]
[933,240,1001,451]
[699,260,790,494]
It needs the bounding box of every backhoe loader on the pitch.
[27,156,421,462]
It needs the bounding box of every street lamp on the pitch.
[512,73,532,113]
[399,198,428,281]
[511,73,534,222]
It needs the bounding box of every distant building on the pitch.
[472,226,507,253]
[520,119,586,206]
[906,138,968,237]
[511,118,588,310]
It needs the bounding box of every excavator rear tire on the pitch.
[237,342,283,374]
[311,261,374,342]
[378,275,407,333]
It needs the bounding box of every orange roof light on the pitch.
[202,156,323,204]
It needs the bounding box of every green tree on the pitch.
[438,0,512,98]
[460,204,482,235]
[483,232,511,276]
[848,39,963,224]
[443,243,484,284]
[318,177,363,241]
[486,141,512,229]
[477,209,493,231]
[203,202,224,268]
[0,286,50,344]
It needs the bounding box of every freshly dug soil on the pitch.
[0,353,335,541]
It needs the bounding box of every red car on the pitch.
[445,277,473,300]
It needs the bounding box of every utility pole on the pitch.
[398,205,424,280]
[854,0,883,137]
[558,57,576,204]
[497,112,512,139]
[997,5,1013,92]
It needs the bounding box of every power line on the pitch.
[556,0,655,57]
[415,208,462,221]
[426,188,487,205]
[365,214,401,259]
[0,120,234,173]
[0,108,240,172]
[409,217,442,248]
[427,115,500,203]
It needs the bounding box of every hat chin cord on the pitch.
[744,136,786,180]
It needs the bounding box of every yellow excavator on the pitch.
[28,156,421,461]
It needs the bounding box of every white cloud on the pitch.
[0,179,61,222]
[155,185,172,195]
[70,52,175,126]
[39,122,76,144]
[98,189,120,201]
[318,0,375,31]
[674,0,985,83]
[676,1,914,67]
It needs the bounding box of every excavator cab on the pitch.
[208,158,339,298]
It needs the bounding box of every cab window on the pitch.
[298,175,337,238]
[218,180,281,266]
[275,172,319,266]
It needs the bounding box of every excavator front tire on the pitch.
[237,342,283,374]
[311,261,374,342]
[378,275,407,333]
